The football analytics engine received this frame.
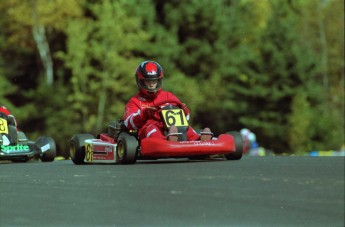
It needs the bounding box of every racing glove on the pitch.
[139,106,157,121]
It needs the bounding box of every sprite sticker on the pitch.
[1,145,30,152]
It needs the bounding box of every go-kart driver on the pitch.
[0,105,17,128]
[0,105,11,116]
[123,61,213,142]
[0,105,18,145]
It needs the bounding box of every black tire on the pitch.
[225,131,243,160]
[39,137,57,162]
[70,134,95,165]
[117,133,138,164]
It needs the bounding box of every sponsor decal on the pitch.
[1,144,30,151]
[105,146,113,153]
[138,96,147,101]
[41,144,51,152]
[178,141,215,146]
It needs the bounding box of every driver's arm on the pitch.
[123,100,156,130]
[124,102,143,130]
[166,92,191,121]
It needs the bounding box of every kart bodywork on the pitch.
[0,113,56,162]
[70,101,243,165]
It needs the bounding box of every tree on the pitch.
[238,0,320,153]
[147,0,265,131]
[288,91,312,154]
[59,0,150,132]
[293,0,344,152]
[0,0,82,86]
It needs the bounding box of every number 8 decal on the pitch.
[0,118,8,134]
[85,143,93,162]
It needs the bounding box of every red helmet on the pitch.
[135,61,163,97]
[0,105,11,115]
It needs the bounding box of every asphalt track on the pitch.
[0,156,344,227]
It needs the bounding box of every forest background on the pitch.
[0,0,343,158]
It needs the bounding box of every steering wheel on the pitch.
[147,99,187,127]
[152,99,189,135]
[152,99,184,109]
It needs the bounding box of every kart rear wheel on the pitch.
[38,137,57,162]
[70,134,95,165]
[225,131,243,160]
[117,133,138,164]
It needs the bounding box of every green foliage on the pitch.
[309,101,344,151]
[288,91,312,154]
[21,80,75,158]
[0,75,17,108]
[237,0,322,152]
[58,0,149,133]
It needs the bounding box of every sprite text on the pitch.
[1,145,30,151]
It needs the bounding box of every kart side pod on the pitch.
[69,132,139,165]
[140,134,237,158]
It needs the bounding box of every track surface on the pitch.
[0,156,344,227]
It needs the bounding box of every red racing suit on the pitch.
[123,90,200,140]
[0,105,18,130]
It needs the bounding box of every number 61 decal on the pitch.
[161,109,188,127]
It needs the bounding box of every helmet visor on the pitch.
[138,78,162,93]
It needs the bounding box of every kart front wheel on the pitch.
[117,133,138,164]
[38,137,57,162]
[70,134,95,165]
[225,131,243,160]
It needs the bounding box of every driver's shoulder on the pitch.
[160,90,177,98]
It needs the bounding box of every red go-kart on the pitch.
[70,100,243,164]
